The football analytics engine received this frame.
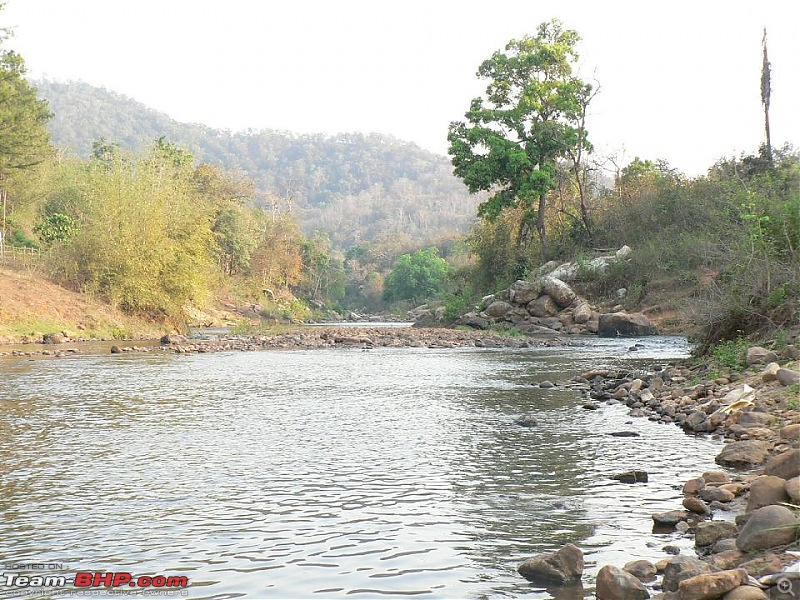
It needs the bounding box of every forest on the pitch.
[1,18,797,351]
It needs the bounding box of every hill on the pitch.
[34,79,480,249]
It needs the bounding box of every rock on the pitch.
[484,300,513,318]
[694,521,738,547]
[42,332,66,344]
[736,505,799,551]
[684,411,712,432]
[702,471,731,484]
[528,295,560,317]
[683,496,710,514]
[458,313,489,330]
[715,441,769,469]
[539,317,563,331]
[509,280,542,305]
[573,302,592,324]
[722,587,767,600]
[624,560,657,582]
[653,510,689,528]
[761,362,781,382]
[110,345,122,354]
[746,475,790,512]
[515,413,539,427]
[711,538,738,554]
[777,368,800,386]
[541,276,577,308]
[517,543,583,585]
[786,476,800,503]
[780,424,800,440]
[662,557,713,592]
[764,449,800,480]
[616,244,633,259]
[683,477,706,495]
[719,483,746,497]
[745,346,778,365]
[598,312,658,337]
[609,431,641,437]
[596,564,650,599]
[613,470,649,483]
[737,411,773,428]
[699,487,735,503]
[678,569,748,600]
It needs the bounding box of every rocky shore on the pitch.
[518,344,800,599]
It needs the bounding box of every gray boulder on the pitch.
[764,449,800,480]
[517,543,583,585]
[528,295,560,317]
[509,280,542,305]
[736,505,799,551]
[777,368,800,386]
[715,440,769,469]
[661,556,713,592]
[598,312,658,337]
[573,302,593,324]
[746,475,790,512]
[694,521,737,548]
[484,300,513,318]
[745,346,778,365]
[541,276,577,308]
[596,564,650,599]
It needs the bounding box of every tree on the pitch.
[761,28,772,163]
[447,19,593,263]
[0,19,52,251]
[383,247,450,305]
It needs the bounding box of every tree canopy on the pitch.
[447,19,592,262]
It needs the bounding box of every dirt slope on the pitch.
[0,266,162,343]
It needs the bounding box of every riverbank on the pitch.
[522,345,800,598]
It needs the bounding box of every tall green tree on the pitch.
[0,11,52,249]
[447,19,592,262]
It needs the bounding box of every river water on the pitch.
[0,336,722,599]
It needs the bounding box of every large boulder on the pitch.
[715,440,769,469]
[573,302,593,324]
[662,557,713,592]
[777,368,800,386]
[678,569,748,600]
[695,521,738,548]
[764,449,800,480]
[746,475,790,512]
[540,276,577,308]
[517,543,583,585]
[484,300,513,318]
[736,505,799,551]
[509,280,542,305]
[458,313,489,330]
[528,295,560,318]
[745,346,778,365]
[598,312,658,337]
[596,564,650,599]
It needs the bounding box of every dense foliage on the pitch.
[448,19,592,263]
[35,80,480,250]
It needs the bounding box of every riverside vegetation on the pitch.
[1,13,798,599]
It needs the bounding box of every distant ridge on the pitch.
[35,79,479,249]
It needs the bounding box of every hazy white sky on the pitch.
[3,0,798,176]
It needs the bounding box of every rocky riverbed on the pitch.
[518,343,800,599]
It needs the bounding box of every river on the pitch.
[0,336,722,599]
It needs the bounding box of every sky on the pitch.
[3,0,799,177]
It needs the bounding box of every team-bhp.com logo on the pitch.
[1,570,188,594]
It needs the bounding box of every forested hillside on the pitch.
[35,80,480,248]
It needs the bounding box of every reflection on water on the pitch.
[0,337,721,599]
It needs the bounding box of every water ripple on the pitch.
[0,338,720,598]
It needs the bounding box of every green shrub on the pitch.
[710,338,749,370]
